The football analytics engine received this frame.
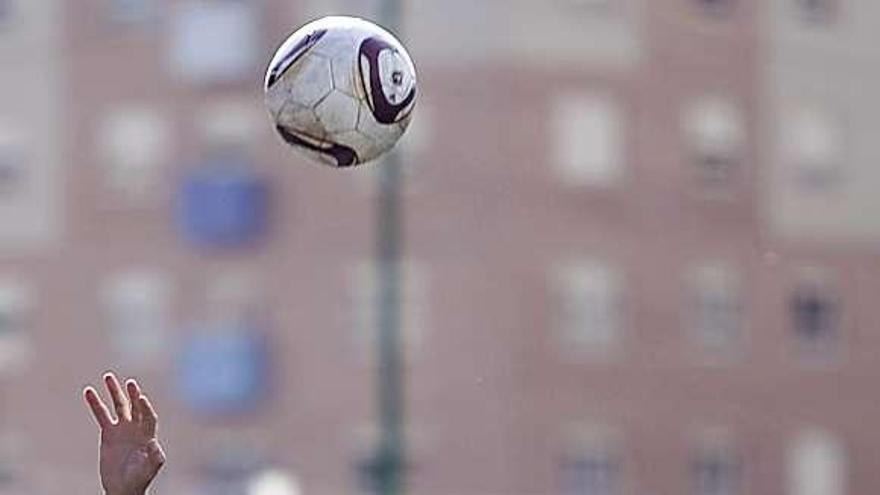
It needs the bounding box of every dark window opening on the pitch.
[693,451,741,495]
[795,0,837,25]
[563,454,618,495]
[791,286,839,351]
[697,0,735,18]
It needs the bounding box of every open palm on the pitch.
[84,373,165,495]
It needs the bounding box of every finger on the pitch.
[126,379,143,424]
[140,395,158,435]
[104,372,131,422]
[83,387,113,428]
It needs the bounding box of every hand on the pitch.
[84,372,166,495]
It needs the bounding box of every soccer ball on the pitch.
[264,16,418,167]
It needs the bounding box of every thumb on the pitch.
[145,440,166,468]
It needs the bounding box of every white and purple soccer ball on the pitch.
[264,16,418,167]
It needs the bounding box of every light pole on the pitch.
[370,0,406,494]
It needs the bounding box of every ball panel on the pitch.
[283,55,334,108]
[356,101,403,148]
[316,90,360,135]
[277,102,326,140]
[312,31,356,61]
[265,86,292,122]
[327,48,359,97]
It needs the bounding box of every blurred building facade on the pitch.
[0,0,879,494]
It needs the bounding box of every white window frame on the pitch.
[106,0,156,24]
[687,261,744,361]
[781,104,847,194]
[100,270,171,370]
[554,260,623,360]
[0,126,27,200]
[168,0,259,84]
[788,428,846,495]
[793,0,838,26]
[691,428,742,495]
[682,96,745,193]
[98,105,171,203]
[0,279,31,375]
[552,92,625,188]
[562,424,623,495]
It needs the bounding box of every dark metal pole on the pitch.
[372,0,405,494]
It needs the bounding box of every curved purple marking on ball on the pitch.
[266,29,328,90]
[275,125,358,167]
[358,37,417,125]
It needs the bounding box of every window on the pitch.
[98,106,170,202]
[198,99,260,151]
[781,105,845,193]
[788,428,846,495]
[0,1,11,26]
[683,97,745,191]
[0,126,26,199]
[0,433,23,490]
[192,435,268,493]
[101,271,170,370]
[790,273,839,355]
[247,469,301,495]
[697,0,735,18]
[178,160,269,247]
[0,280,31,375]
[0,120,57,249]
[204,268,264,326]
[794,0,837,25]
[177,324,270,414]
[562,426,621,495]
[687,262,743,359]
[350,261,427,362]
[552,93,624,187]
[0,148,23,196]
[555,261,622,358]
[106,0,156,24]
[168,0,258,84]
[565,453,618,495]
[692,431,741,495]
[559,0,614,14]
